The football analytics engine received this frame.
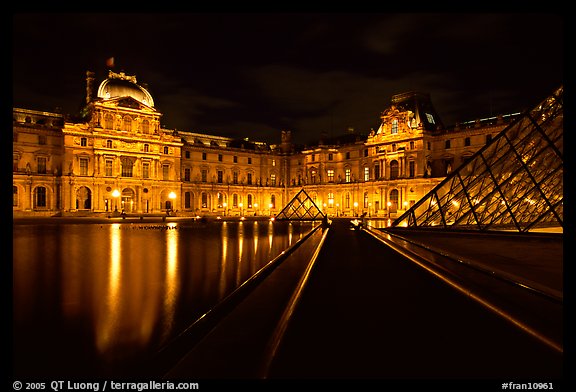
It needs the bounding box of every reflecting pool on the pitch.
[13,219,317,378]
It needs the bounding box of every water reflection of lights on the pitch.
[219,222,229,300]
[288,222,293,245]
[97,224,122,353]
[268,220,274,253]
[237,221,244,286]
[162,223,179,340]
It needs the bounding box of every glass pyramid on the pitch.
[393,86,563,232]
[275,188,326,221]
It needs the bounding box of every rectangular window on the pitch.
[445,140,451,149]
[364,149,368,157]
[346,152,350,160]
[13,154,19,172]
[217,170,223,183]
[201,193,208,208]
[233,155,238,163]
[271,174,276,186]
[486,134,492,144]
[464,137,471,146]
[374,164,380,179]
[218,154,223,162]
[364,167,370,181]
[409,161,415,178]
[201,169,207,182]
[81,137,87,146]
[106,160,113,176]
[233,194,238,208]
[410,141,415,150]
[345,168,351,183]
[427,142,431,150]
[162,164,170,180]
[202,152,207,160]
[311,154,315,162]
[142,162,149,179]
[391,120,398,134]
[38,135,46,145]
[37,157,47,174]
[327,169,334,182]
[185,151,190,159]
[184,167,191,182]
[233,171,238,184]
[79,157,88,176]
[248,157,252,164]
[328,153,333,161]
[247,172,252,185]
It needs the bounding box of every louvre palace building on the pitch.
[13,70,521,219]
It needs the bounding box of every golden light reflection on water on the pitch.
[162,223,179,340]
[219,222,229,300]
[96,224,122,354]
[13,220,316,376]
[268,220,274,253]
[237,222,244,286]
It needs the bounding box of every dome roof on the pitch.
[97,71,154,107]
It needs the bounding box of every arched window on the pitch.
[390,160,399,180]
[144,144,149,152]
[345,192,350,208]
[123,116,132,132]
[104,114,113,129]
[389,189,399,212]
[247,194,253,208]
[13,186,18,207]
[34,186,47,208]
[391,119,398,134]
[270,194,276,209]
[201,192,208,208]
[106,140,113,148]
[184,192,192,209]
[141,119,149,134]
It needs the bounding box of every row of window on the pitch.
[101,113,155,134]
[13,185,408,212]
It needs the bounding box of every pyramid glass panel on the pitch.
[275,189,325,221]
[393,86,562,232]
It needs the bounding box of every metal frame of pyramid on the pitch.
[393,86,563,232]
[275,188,326,221]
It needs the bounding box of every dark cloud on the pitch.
[12,12,563,145]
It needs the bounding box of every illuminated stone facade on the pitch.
[13,70,519,218]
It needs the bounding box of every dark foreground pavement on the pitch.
[266,219,562,379]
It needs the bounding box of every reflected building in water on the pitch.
[13,69,524,219]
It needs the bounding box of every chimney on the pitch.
[86,71,95,104]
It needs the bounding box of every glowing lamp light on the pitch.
[169,191,177,200]
[112,189,120,198]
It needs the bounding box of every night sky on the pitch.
[12,12,564,145]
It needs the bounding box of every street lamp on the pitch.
[353,201,358,217]
[169,191,177,214]
[112,189,120,212]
